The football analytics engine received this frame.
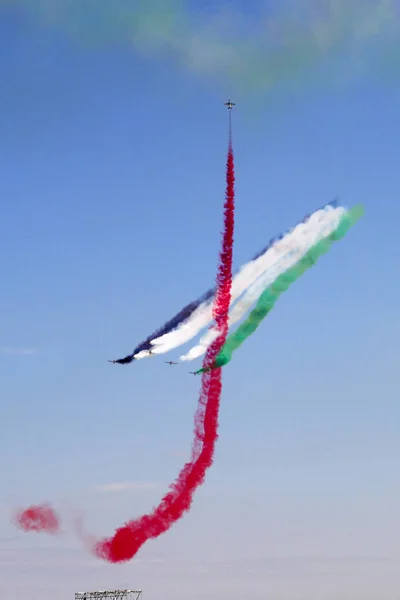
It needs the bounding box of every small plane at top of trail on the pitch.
[164,360,178,366]
[188,371,199,375]
[224,99,235,109]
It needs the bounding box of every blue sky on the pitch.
[1,2,399,599]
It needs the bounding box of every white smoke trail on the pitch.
[180,204,347,361]
[135,203,345,360]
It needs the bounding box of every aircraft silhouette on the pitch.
[108,349,154,364]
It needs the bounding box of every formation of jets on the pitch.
[108,355,196,373]
[108,353,198,375]
[108,99,233,376]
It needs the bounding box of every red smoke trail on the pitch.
[94,137,235,563]
[15,504,60,534]
[13,126,235,563]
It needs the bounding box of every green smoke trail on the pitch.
[1,1,398,91]
[196,204,364,374]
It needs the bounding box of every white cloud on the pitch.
[0,346,37,356]
[94,481,160,493]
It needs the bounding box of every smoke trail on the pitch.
[197,204,364,374]
[93,125,235,563]
[135,202,343,361]
[180,202,346,361]
[110,288,215,364]
[12,125,235,559]
[14,504,60,534]
[112,202,341,364]
[2,1,398,90]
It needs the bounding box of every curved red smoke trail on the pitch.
[95,138,235,563]
[15,132,235,563]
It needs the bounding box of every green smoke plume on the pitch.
[196,203,364,374]
[1,1,398,91]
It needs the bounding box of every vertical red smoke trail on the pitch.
[14,125,235,562]
[94,135,235,563]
